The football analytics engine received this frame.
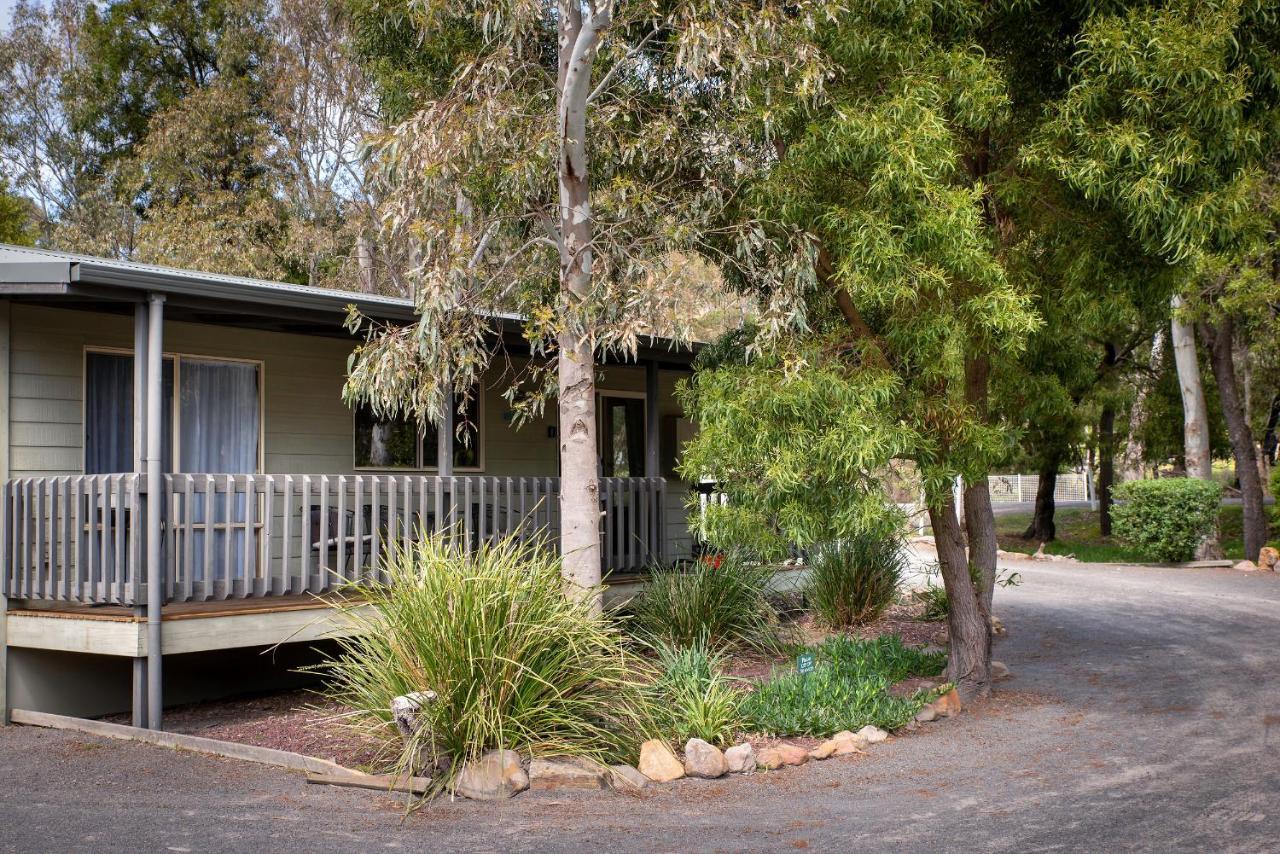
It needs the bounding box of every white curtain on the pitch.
[180,359,259,582]
[179,359,259,474]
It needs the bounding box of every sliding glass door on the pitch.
[85,351,261,582]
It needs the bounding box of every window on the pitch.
[84,350,261,475]
[353,394,482,470]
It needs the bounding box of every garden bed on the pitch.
[101,604,951,777]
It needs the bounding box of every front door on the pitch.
[599,395,645,477]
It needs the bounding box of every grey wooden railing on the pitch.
[2,474,666,605]
[2,474,143,605]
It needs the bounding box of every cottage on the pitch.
[0,244,700,725]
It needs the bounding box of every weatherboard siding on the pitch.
[5,303,695,560]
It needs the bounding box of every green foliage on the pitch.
[805,534,904,628]
[314,532,654,776]
[741,635,945,737]
[647,639,746,747]
[1028,1,1277,265]
[913,583,949,622]
[0,176,35,245]
[626,556,781,654]
[1112,478,1223,563]
[68,0,271,157]
[678,341,917,557]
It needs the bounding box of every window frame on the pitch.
[82,346,266,475]
[351,390,486,473]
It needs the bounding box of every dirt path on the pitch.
[3,559,1279,852]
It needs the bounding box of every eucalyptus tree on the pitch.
[341,0,820,603]
[1029,0,1280,561]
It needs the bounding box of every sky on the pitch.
[0,0,20,30]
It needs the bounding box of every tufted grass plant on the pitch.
[647,637,746,747]
[312,531,656,784]
[627,553,783,653]
[806,535,905,628]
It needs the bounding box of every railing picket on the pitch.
[320,475,331,591]
[282,476,293,595]
[336,476,347,586]
[113,475,127,604]
[128,475,140,606]
[240,476,253,598]
[59,478,71,601]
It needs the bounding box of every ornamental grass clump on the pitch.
[314,531,653,780]
[647,637,746,747]
[806,535,905,628]
[627,553,782,653]
[741,635,945,736]
[1112,478,1222,562]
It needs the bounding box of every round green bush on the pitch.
[1111,478,1222,563]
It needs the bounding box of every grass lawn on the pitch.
[994,505,1254,563]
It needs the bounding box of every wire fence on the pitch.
[987,472,1092,504]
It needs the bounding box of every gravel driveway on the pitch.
[3,558,1279,853]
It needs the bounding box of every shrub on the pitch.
[741,635,945,736]
[314,532,653,780]
[648,638,745,747]
[1112,478,1222,562]
[913,582,948,621]
[627,554,781,652]
[805,535,905,628]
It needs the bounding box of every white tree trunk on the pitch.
[1171,295,1211,479]
[554,2,609,607]
[1171,295,1220,559]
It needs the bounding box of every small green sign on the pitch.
[796,652,815,675]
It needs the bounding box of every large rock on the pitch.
[1235,559,1259,572]
[991,660,1011,681]
[756,743,809,769]
[454,749,528,800]
[607,764,649,792]
[1258,547,1279,571]
[528,757,608,790]
[682,738,727,779]
[809,739,838,760]
[856,725,890,743]
[932,688,963,718]
[638,739,685,783]
[830,730,868,755]
[724,743,756,774]
[914,704,938,723]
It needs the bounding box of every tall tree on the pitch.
[1171,295,1213,479]
[681,0,1067,699]
[1030,0,1280,561]
[341,0,818,603]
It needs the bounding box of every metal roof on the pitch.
[0,242,468,322]
[0,243,697,364]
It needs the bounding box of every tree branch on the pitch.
[587,27,660,104]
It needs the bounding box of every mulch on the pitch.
[103,690,384,771]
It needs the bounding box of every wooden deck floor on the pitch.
[6,594,350,623]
